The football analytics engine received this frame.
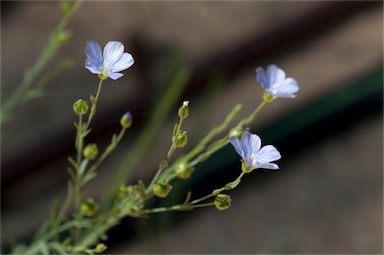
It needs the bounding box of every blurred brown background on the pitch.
[1,1,383,254]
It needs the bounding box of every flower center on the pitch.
[100,65,110,75]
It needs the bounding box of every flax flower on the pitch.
[85,40,134,80]
[230,131,281,172]
[256,64,298,98]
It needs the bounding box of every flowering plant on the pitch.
[2,3,299,254]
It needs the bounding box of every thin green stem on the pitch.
[87,127,127,175]
[76,115,83,163]
[86,79,104,129]
[141,201,216,214]
[236,100,267,129]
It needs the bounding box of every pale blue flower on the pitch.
[230,131,281,170]
[85,41,134,80]
[256,64,298,98]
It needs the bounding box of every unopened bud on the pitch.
[153,179,172,198]
[81,198,99,216]
[174,130,188,148]
[175,162,194,179]
[83,143,98,160]
[116,184,131,200]
[229,128,242,138]
[120,111,132,128]
[73,99,88,116]
[214,194,231,210]
[178,101,189,119]
[94,243,107,253]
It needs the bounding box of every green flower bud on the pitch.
[73,99,88,116]
[241,160,253,173]
[175,162,194,179]
[214,194,231,210]
[83,143,98,160]
[229,128,242,138]
[153,179,172,198]
[120,111,132,129]
[116,184,131,200]
[94,243,107,253]
[178,101,190,119]
[174,130,188,148]
[128,204,143,217]
[81,198,99,216]
[263,92,275,103]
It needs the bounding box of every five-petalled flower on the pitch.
[85,40,134,80]
[256,64,298,99]
[230,131,281,172]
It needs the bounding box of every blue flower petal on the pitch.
[257,145,281,163]
[85,59,102,74]
[108,72,124,80]
[256,67,268,89]
[266,64,285,86]
[280,77,299,97]
[85,41,103,73]
[230,136,244,159]
[110,52,134,73]
[103,41,125,69]
[256,162,279,170]
[241,131,261,157]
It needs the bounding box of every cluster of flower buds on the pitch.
[115,184,144,217]
[172,101,190,148]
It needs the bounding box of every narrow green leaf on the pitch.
[78,159,89,176]
[81,171,97,185]
[90,95,96,104]
[48,242,67,255]
[49,199,60,227]
[67,167,76,181]
[183,191,192,205]
[21,89,44,103]
[138,179,146,198]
